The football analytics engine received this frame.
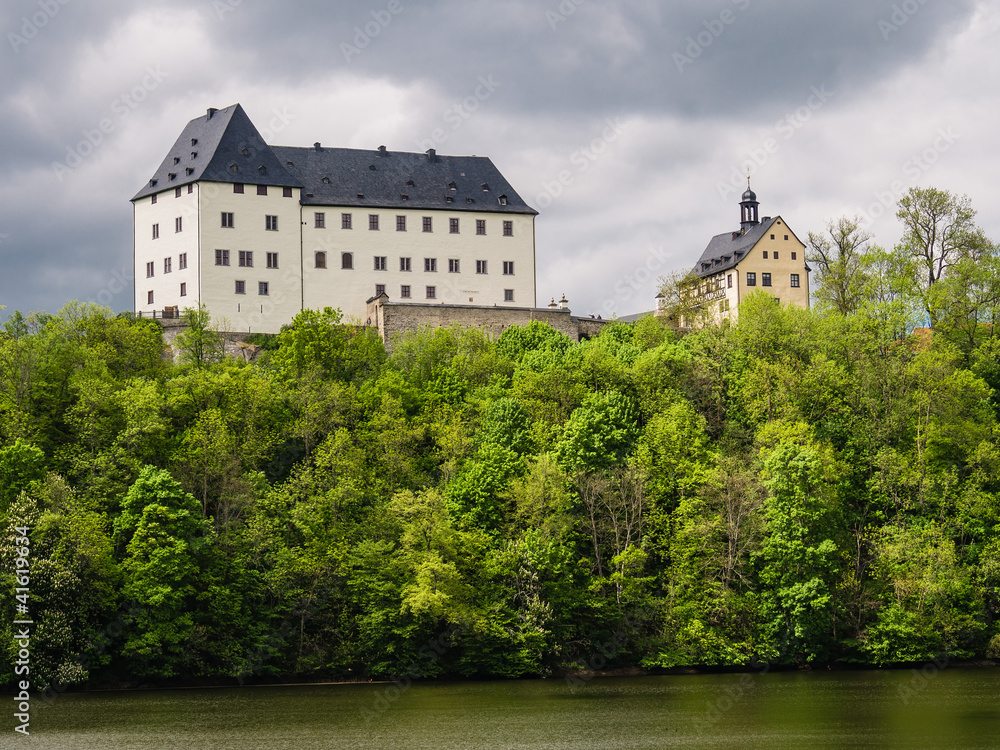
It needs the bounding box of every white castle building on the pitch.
[132,104,538,332]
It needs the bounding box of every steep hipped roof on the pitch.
[692,217,780,278]
[271,145,537,215]
[132,104,535,214]
[131,104,301,201]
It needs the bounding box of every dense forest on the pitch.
[2,186,1000,692]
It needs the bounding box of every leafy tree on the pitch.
[807,216,872,315]
[174,304,224,368]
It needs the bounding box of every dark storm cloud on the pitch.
[0,0,987,316]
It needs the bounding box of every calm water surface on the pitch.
[17,668,1000,749]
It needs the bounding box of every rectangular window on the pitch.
[770,234,775,240]
[315,251,327,269]
[476,260,488,275]
[164,257,172,274]
[216,249,230,266]
[790,273,800,288]
[258,281,269,296]
[375,283,386,297]
[424,257,437,272]
[762,251,768,259]
[235,280,246,295]
[762,272,772,287]
[151,193,157,205]
[175,217,182,233]
[400,257,411,272]
[774,252,779,260]
[315,212,325,229]
[746,272,756,286]
[257,185,268,196]
[422,216,433,233]
[266,252,278,269]
[147,290,154,305]
[400,284,411,299]
[504,289,514,302]
[265,215,278,231]
[449,259,460,273]
[342,252,353,270]
[791,251,797,260]
[396,215,406,232]
[234,183,244,194]
[503,261,514,275]
[785,235,789,241]
[503,220,513,237]
[283,187,293,198]
[342,213,352,229]
[180,282,187,297]
[374,256,387,271]
[152,223,159,240]
[369,214,380,231]
[188,184,193,195]
[239,250,253,267]
[727,273,733,289]
[449,218,459,234]
[222,212,234,228]
[426,286,436,299]
[179,252,187,270]
[175,187,182,198]
[145,261,154,278]
[476,219,486,235]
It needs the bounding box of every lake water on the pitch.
[16,668,1000,749]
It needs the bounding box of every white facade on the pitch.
[132,105,538,333]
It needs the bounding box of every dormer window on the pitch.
[401,194,408,201]
[448,182,457,190]
[191,152,198,159]
[191,138,198,146]
[258,165,267,175]
[466,198,475,204]
[168,172,176,181]
[241,148,250,157]
[173,157,181,165]
[482,183,490,191]
[357,193,364,199]
[369,164,376,171]
[149,179,158,187]
[445,196,453,203]
[406,180,415,187]
[498,195,508,206]
[230,163,239,173]
[322,176,331,184]
[186,168,194,175]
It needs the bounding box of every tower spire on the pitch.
[739,176,759,233]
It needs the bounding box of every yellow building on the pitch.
[678,181,810,323]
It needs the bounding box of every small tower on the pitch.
[739,176,760,234]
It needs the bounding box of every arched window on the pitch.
[315,251,327,269]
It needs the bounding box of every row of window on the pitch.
[744,272,799,288]
[320,213,513,236]
[314,253,514,274]
[375,285,515,302]
[761,250,796,260]
[146,282,517,307]
[150,184,295,205]
[145,253,189,277]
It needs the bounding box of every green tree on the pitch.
[807,216,872,315]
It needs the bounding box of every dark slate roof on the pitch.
[692,217,780,277]
[131,104,302,201]
[270,145,537,214]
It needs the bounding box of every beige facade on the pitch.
[681,185,810,325]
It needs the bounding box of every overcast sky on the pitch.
[1,0,996,319]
